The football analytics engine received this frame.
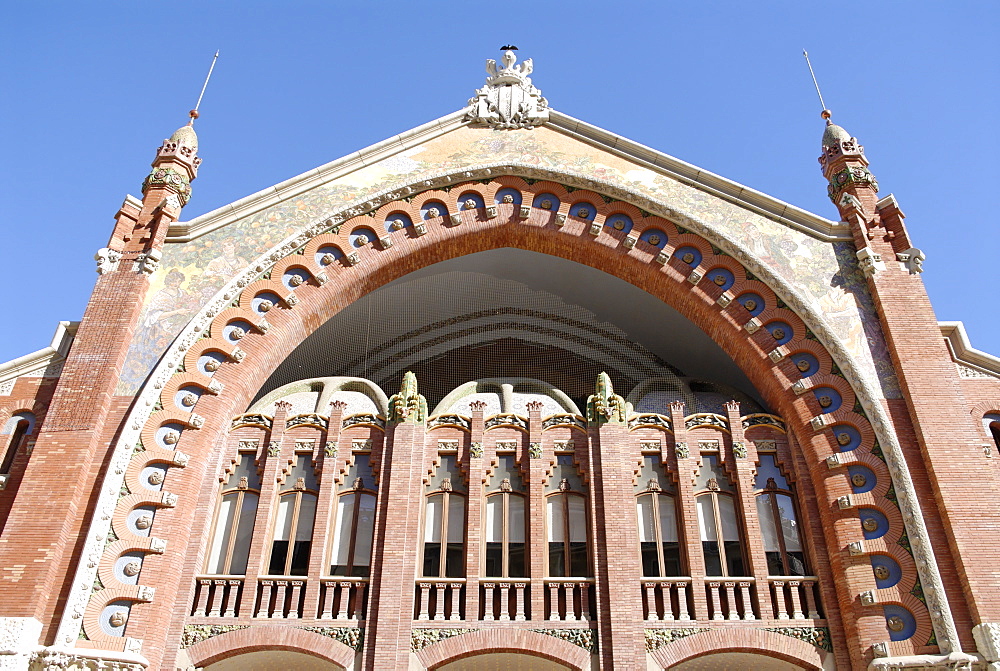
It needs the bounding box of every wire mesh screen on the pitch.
[254,250,765,414]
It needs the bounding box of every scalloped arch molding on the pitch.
[60,170,960,660]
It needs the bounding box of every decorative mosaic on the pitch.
[181,624,248,648]
[911,577,927,605]
[115,125,900,400]
[410,627,477,652]
[763,626,833,653]
[644,627,709,652]
[531,628,597,653]
[297,626,363,650]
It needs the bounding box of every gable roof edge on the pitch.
[166,110,468,242]
[546,111,850,243]
[166,108,849,244]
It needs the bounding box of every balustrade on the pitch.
[481,581,529,621]
[705,578,756,621]
[641,578,692,621]
[766,576,821,620]
[319,578,369,620]
[255,577,306,619]
[544,579,594,621]
[192,576,245,618]
[415,580,466,621]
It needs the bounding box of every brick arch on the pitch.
[648,629,827,670]
[970,399,1000,439]
[184,625,355,669]
[66,173,955,666]
[414,629,591,670]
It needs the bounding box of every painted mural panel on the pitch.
[116,125,898,399]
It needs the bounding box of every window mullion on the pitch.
[502,493,510,577]
[440,492,450,577]
[344,492,363,575]
[768,493,789,575]
[653,493,666,576]
[285,492,302,575]
[222,490,244,574]
[562,494,571,576]
[711,494,728,577]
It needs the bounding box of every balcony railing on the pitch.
[706,578,757,621]
[319,577,369,620]
[766,576,821,620]
[641,578,692,621]
[192,575,245,618]
[255,577,307,619]
[415,579,466,621]
[481,580,529,621]
[544,578,594,621]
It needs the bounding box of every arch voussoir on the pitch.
[184,624,356,668]
[414,628,591,670]
[648,628,827,670]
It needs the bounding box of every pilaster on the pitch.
[364,421,425,670]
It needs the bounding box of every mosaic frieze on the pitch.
[116,125,898,399]
[644,627,709,652]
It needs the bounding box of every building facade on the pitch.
[1,51,999,670]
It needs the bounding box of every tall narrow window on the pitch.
[546,454,589,577]
[206,450,261,574]
[268,452,318,576]
[0,415,31,473]
[754,454,806,576]
[422,455,466,578]
[635,455,683,576]
[330,453,377,577]
[695,455,746,577]
[485,455,526,578]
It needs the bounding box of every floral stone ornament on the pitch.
[586,372,631,426]
[465,49,549,130]
[388,371,428,425]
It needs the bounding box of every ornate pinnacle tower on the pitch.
[98,113,203,277]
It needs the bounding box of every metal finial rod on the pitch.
[802,50,830,119]
[190,50,220,121]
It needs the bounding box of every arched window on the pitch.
[754,454,806,576]
[329,453,377,577]
[268,452,318,576]
[635,455,683,577]
[484,455,526,578]
[695,455,746,577]
[983,413,1000,454]
[545,453,590,577]
[422,454,466,578]
[1,412,34,475]
[206,450,260,574]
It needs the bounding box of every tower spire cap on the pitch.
[821,121,852,149]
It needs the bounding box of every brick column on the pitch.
[724,401,768,618]
[526,410,548,622]
[464,401,487,621]
[524,402,546,622]
[589,420,645,668]
[303,401,346,619]
[669,401,707,620]
[364,420,425,669]
[0,192,185,642]
[243,401,291,617]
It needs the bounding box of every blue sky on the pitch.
[0,1,997,364]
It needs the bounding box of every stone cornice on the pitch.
[940,321,1000,379]
[547,111,849,243]
[166,109,848,244]
[0,321,78,384]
